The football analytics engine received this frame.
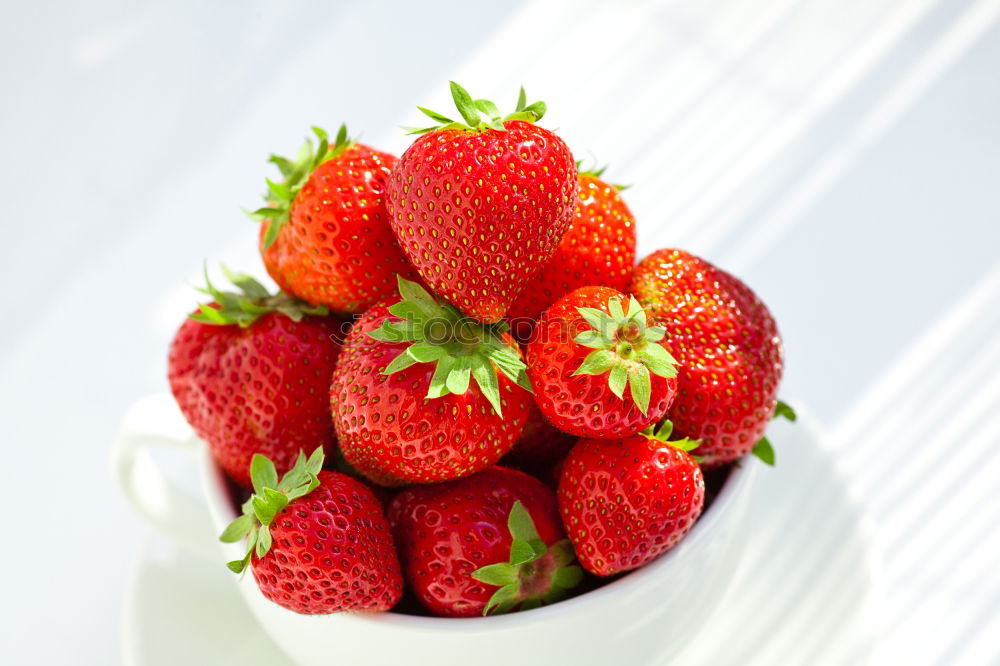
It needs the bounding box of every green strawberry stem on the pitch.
[247,124,355,249]
[572,295,678,415]
[190,265,328,328]
[471,501,583,615]
[219,448,325,574]
[368,276,533,418]
[403,82,546,135]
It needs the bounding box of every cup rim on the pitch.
[201,443,755,631]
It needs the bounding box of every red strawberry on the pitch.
[525,286,679,439]
[330,277,533,485]
[385,83,578,323]
[558,421,705,576]
[388,466,582,617]
[509,166,636,330]
[220,449,403,614]
[631,249,784,466]
[251,125,418,314]
[168,269,343,489]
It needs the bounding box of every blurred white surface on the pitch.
[2,0,998,663]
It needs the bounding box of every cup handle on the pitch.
[111,392,220,561]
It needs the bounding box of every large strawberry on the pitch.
[220,449,403,614]
[509,165,636,331]
[388,466,582,617]
[526,286,679,439]
[558,421,705,576]
[250,125,417,314]
[631,249,784,466]
[168,268,342,489]
[385,83,578,323]
[330,277,533,485]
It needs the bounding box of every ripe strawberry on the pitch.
[220,449,403,614]
[330,277,533,485]
[509,165,636,330]
[250,125,418,314]
[558,421,705,576]
[525,286,679,439]
[386,83,578,324]
[167,268,342,489]
[388,466,582,617]
[631,249,784,466]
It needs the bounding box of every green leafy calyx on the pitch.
[572,295,678,415]
[640,419,701,454]
[752,437,775,466]
[219,448,325,574]
[189,265,328,328]
[403,82,546,135]
[575,159,629,191]
[368,276,532,417]
[750,399,795,466]
[471,501,583,615]
[773,399,797,422]
[247,124,355,249]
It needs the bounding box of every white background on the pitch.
[2,0,999,663]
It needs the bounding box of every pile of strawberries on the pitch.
[167,83,790,618]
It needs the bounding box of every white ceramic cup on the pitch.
[113,392,758,666]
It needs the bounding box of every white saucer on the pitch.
[122,417,877,666]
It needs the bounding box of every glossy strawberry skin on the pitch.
[251,470,403,614]
[509,173,636,327]
[330,304,531,485]
[526,286,677,439]
[261,144,418,314]
[388,466,565,617]
[385,121,578,323]
[168,312,343,489]
[631,249,784,466]
[558,436,704,576]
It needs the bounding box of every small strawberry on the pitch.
[167,268,342,489]
[525,286,679,439]
[330,276,533,485]
[388,466,582,617]
[558,421,705,576]
[386,83,578,323]
[509,165,636,330]
[250,125,418,314]
[631,249,784,466]
[220,449,403,614]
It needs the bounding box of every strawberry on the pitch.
[631,249,784,466]
[558,421,705,576]
[250,125,418,314]
[385,83,578,323]
[220,449,403,614]
[388,466,582,617]
[525,286,679,439]
[167,268,342,489]
[509,165,636,331]
[330,277,533,485]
